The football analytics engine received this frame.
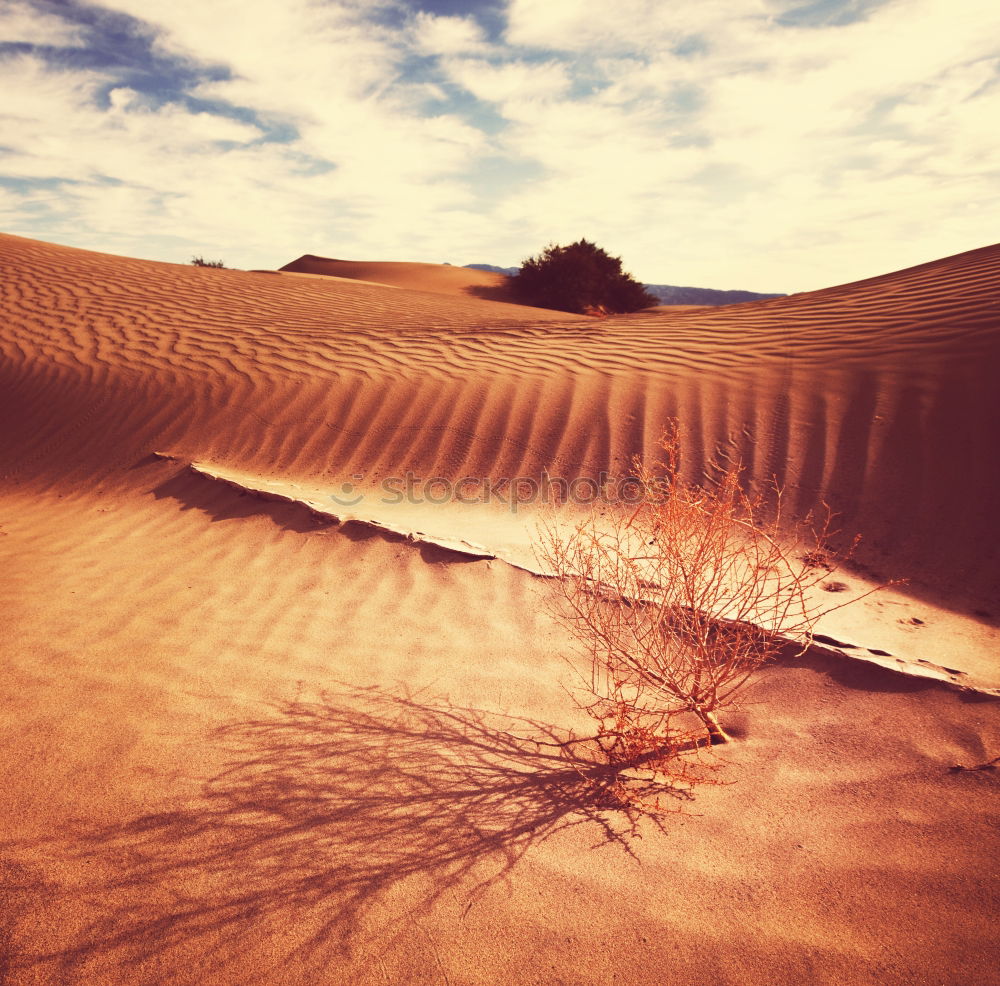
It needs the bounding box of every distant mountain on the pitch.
[464,264,784,307]
[643,284,786,306]
[465,264,520,276]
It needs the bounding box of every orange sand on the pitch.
[1,232,998,985]
[280,253,515,301]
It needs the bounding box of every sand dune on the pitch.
[1,231,999,984]
[2,232,998,601]
[280,252,514,301]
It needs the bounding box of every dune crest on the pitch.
[279,252,516,302]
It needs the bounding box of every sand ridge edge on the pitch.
[170,454,999,699]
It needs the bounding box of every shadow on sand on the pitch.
[6,684,695,984]
[463,283,517,304]
[150,466,490,563]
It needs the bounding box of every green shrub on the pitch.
[512,239,657,314]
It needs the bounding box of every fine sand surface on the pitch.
[279,253,514,302]
[1,232,999,985]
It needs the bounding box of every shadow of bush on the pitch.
[7,684,695,984]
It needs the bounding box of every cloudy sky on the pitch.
[1,0,998,292]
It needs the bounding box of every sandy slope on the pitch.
[280,253,513,301]
[2,233,998,600]
[1,232,999,985]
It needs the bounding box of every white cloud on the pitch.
[504,0,770,53]
[481,0,1000,288]
[0,2,497,266]
[0,0,86,47]
[97,0,487,202]
[0,54,263,184]
[442,57,573,103]
[411,11,487,57]
[0,0,998,290]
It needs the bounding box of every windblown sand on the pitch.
[1,232,998,985]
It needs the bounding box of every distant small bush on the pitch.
[512,239,658,315]
[191,256,226,268]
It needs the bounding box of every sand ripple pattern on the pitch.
[1,233,998,598]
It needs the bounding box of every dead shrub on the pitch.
[538,423,884,808]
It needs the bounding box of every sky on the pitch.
[1,0,998,292]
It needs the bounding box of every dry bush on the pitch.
[539,425,882,805]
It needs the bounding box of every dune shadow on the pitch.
[784,645,935,694]
[336,519,489,564]
[150,468,491,562]
[782,641,1000,701]
[463,283,518,304]
[6,685,691,984]
[130,452,169,471]
[151,468,336,534]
